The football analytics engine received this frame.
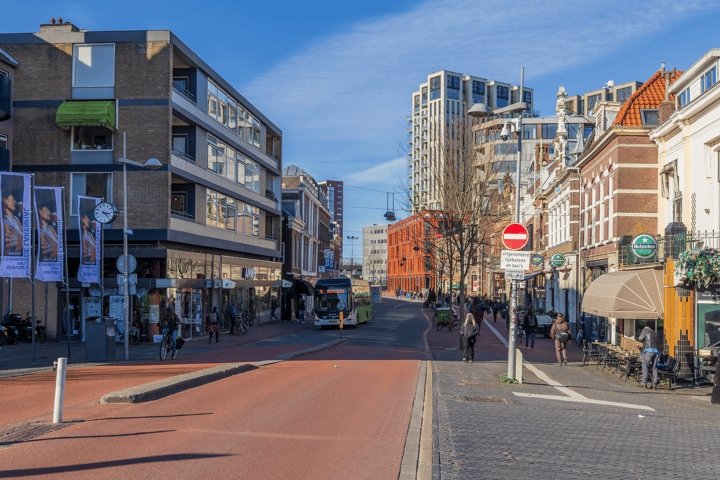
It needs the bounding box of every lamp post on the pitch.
[346,235,358,277]
[120,133,162,361]
[469,68,528,381]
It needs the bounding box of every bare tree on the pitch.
[430,116,513,311]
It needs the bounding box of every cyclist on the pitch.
[159,307,179,356]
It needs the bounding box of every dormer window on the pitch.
[678,88,690,109]
[640,109,660,126]
[701,67,716,93]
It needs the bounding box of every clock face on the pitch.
[94,202,117,224]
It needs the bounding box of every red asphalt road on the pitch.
[0,343,420,480]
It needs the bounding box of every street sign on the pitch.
[500,250,531,270]
[116,274,137,285]
[505,269,526,280]
[116,254,137,275]
[502,223,529,250]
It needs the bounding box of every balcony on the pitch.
[0,75,10,121]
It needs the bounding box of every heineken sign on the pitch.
[631,234,658,259]
[550,253,566,268]
[530,254,544,267]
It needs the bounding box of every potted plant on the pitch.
[80,142,87,150]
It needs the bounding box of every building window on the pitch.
[206,189,236,231]
[171,192,187,216]
[678,88,690,108]
[587,94,601,112]
[702,67,717,93]
[522,124,536,139]
[673,191,682,223]
[72,126,112,151]
[430,77,441,100]
[207,81,259,146]
[71,173,112,217]
[522,91,532,104]
[496,86,509,108]
[640,109,660,126]
[73,44,115,87]
[616,86,633,103]
[172,134,188,156]
[541,124,558,139]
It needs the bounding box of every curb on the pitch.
[100,338,347,404]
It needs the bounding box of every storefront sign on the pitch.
[550,253,566,268]
[631,233,658,260]
[530,254,544,267]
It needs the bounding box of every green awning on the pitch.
[55,100,116,131]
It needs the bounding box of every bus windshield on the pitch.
[315,288,348,311]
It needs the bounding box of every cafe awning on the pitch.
[581,267,664,319]
[291,278,314,296]
[55,100,116,130]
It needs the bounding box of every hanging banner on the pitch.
[34,187,64,282]
[0,172,32,278]
[77,196,101,284]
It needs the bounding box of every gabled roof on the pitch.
[613,69,683,127]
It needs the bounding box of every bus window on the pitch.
[315,288,348,312]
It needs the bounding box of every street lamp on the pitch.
[119,133,162,361]
[469,68,528,381]
[346,235,358,277]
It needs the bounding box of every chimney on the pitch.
[39,20,80,34]
[658,64,675,124]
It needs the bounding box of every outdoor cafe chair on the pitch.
[582,340,600,366]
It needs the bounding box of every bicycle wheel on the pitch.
[160,336,169,361]
[130,329,139,344]
[36,329,47,343]
[238,321,248,335]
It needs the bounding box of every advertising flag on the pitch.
[0,172,32,278]
[77,196,101,283]
[34,187,64,282]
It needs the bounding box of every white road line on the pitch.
[482,318,655,412]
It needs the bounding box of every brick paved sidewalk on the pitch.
[423,304,720,479]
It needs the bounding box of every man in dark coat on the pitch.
[636,323,661,389]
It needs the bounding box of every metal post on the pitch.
[30,174,36,366]
[508,68,524,380]
[52,357,67,423]
[62,187,71,359]
[123,134,130,361]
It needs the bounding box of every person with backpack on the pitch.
[522,310,538,349]
[550,313,571,365]
[207,306,221,344]
[460,312,481,362]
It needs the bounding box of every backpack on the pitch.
[528,313,537,329]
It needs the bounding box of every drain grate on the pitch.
[0,422,74,450]
[461,396,506,404]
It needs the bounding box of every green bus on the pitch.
[314,277,372,327]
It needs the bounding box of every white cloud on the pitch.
[342,157,406,185]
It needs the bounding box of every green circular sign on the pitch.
[550,254,565,268]
[631,234,658,259]
[531,254,544,267]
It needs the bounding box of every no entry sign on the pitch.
[502,223,529,250]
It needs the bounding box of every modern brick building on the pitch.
[0,21,283,341]
[0,47,15,171]
[387,211,442,294]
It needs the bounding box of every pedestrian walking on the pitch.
[522,310,538,349]
[298,297,306,323]
[207,307,221,344]
[226,303,237,335]
[550,313,571,365]
[492,301,498,323]
[460,312,481,362]
[636,323,661,389]
[270,295,278,320]
[471,299,484,326]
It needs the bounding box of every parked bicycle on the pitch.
[235,310,255,335]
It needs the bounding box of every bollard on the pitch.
[515,349,523,384]
[53,357,67,424]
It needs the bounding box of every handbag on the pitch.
[555,331,570,343]
[176,336,185,350]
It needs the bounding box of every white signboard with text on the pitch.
[500,250,531,271]
[504,269,526,280]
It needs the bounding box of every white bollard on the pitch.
[515,349,523,384]
[53,357,67,424]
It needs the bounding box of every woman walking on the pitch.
[460,312,481,363]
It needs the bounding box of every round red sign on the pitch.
[502,223,529,250]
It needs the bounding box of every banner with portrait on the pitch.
[77,196,101,284]
[0,172,32,278]
[34,187,64,282]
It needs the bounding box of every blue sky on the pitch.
[2,1,720,256]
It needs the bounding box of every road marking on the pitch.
[482,319,655,412]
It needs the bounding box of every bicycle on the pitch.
[159,329,177,360]
[235,312,249,335]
